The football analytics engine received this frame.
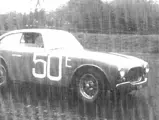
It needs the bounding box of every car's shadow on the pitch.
[0,82,151,120]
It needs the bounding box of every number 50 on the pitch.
[32,53,62,81]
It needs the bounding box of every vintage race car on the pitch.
[0,29,149,102]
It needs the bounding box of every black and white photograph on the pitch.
[0,0,158,120]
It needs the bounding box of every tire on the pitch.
[73,67,106,103]
[0,63,8,87]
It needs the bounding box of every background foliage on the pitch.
[1,0,159,34]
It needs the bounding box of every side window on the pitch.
[21,32,44,48]
[1,33,22,45]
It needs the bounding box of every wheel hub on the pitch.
[79,74,99,100]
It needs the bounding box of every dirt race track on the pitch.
[0,52,158,120]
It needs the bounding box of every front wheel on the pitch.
[73,68,106,103]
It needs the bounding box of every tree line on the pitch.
[0,0,159,34]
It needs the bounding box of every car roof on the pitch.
[0,29,69,39]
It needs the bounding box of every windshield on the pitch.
[43,30,84,50]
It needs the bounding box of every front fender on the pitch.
[70,64,111,90]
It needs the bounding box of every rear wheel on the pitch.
[0,64,7,87]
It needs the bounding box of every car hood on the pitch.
[64,49,147,70]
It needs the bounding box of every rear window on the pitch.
[0,33,22,45]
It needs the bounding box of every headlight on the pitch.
[119,69,126,78]
[144,63,149,73]
[145,67,149,73]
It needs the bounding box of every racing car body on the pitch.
[0,29,149,102]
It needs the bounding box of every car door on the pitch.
[30,38,63,84]
[17,32,64,84]
[18,32,48,83]
[30,34,64,84]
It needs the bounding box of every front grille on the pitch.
[125,67,144,82]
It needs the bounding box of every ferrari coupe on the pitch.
[0,29,149,102]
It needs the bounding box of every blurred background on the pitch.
[0,0,159,120]
[1,0,159,34]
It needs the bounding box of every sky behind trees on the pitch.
[1,0,159,34]
[0,0,156,14]
[0,0,70,14]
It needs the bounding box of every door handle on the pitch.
[12,54,22,57]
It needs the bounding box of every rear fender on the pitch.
[0,56,8,69]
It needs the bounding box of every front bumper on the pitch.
[116,77,148,93]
